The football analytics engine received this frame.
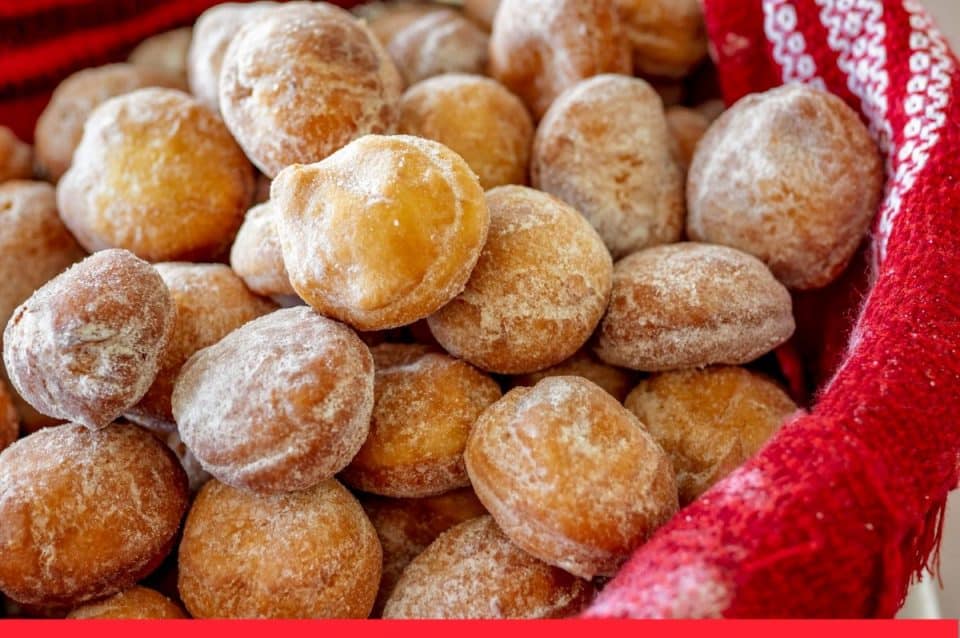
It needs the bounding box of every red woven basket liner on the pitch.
[2,0,959,619]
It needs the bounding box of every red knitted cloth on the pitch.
[2,0,959,620]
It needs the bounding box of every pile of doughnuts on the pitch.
[0,0,884,620]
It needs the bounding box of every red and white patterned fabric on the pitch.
[587,0,960,618]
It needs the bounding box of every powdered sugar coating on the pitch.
[0,127,32,183]
[532,75,684,259]
[128,28,193,84]
[614,0,707,78]
[178,479,381,618]
[428,185,612,375]
[465,377,678,579]
[340,344,502,498]
[34,64,183,181]
[67,586,185,619]
[173,306,374,494]
[511,348,635,403]
[383,516,595,619]
[387,10,489,86]
[0,423,188,606]
[274,135,489,331]
[57,88,254,262]
[187,3,279,111]
[229,202,296,297]
[687,83,884,290]
[354,2,449,45]
[0,379,18,451]
[398,73,534,189]
[124,263,276,432]
[594,243,795,372]
[219,3,403,177]
[3,249,175,430]
[489,0,630,119]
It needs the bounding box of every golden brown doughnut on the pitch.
[129,28,193,85]
[0,423,188,607]
[273,135,489,331]
[178,479,381,618]
[511,349,635,403]
[124,263,276,432]
[531,74,684,258]
[219,2,402,177]
[0,379,18,452]
[428,185,612,375]
[173,307,374,494]
[489,0,630,119]
[464,0,500,30]
[229,202,296,298]
[465,376,678,578]
[387,10,489,86]
[614,0,708,78]
[341,343,502,497]
[687,84,884,289]
[3,249,175,430]
[398,73,534,189]
[666,105,711,174]
[383,516,595,619]
[355,2,449,46]
[0,127,32,183]
[67,586,186,619]
[625,366,798,504]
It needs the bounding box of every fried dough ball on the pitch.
[511,349,634,402]
[124,263,276,432]
[67,586,186,619]
[625,367,798,504]
[465,377,678,578]
[57,88,253,262]
[0,127,32,183]
[464,0,501,30]
[34,64,183,181]
[0,181,85,432]
[129,28,193,84]
[178,479,381,618]
[595,243,794,372]
[3,250,175,430]
[383,516,595,619]
[229,202,296,298]
[614,0,708,78]
[219,2,402,177]
[398,74,533,189]
[387,10,489,86]
[173,307,374,494]
[687,84,884,289]
[164,430,212,494]
[361,488,487,616]
[532,75,684,258]
[356,2,450,45]
[187,2,278,111]
[489,0,630,119]
[666,105,710,173]
[0,379,18,452]
[341,344,502,497]
[428,185,612,375]
[0,424,188,607]
[274,135,488,331]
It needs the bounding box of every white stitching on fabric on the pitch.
[762,0,827,88]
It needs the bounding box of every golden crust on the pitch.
[387,10,489,86]
[128,28,193,85]
[428,185,612,375]
[0,127,32,183]
[274,135,489,331]
[67,586,186,619]
[465,377,678,578]
[229,202,296,297]
[0,424,188,607]
[687,84,884,290]
[614,0,708,78]
[511,349,635,403]
[178,479,381,618]
[666,105,711,174]
[0,379,18,452]
[383,516,595,619]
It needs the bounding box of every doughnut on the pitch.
[625,366,798,504]
[687,84,884,289]
[355,2,449,45]
[273,134,489,331]
[428,185,612,375]
[387,10,489,86]
[0,379,18,452]
[178,479,381,618]
[0,423,188,606]
[614,0,708,78]
[218,2,402,177]
[464,0,500,30]
[129,28,193,85]
[489,0,630,119]
[34,64,183,181]
[3,249,175,430]
[172,306,374,494]
[595,243,795,371]
[398,73,533,189]
[67,586,186,619]
[666,105,710,173]
[229,202,296,298]
[57,88,254,262]
[124,263,276,432]
[0,127,32,183]
[383,516,594,618]
[531,75,684,258]
[340,343,502,497]
[465,376,678,578]
[511,349,635,403]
